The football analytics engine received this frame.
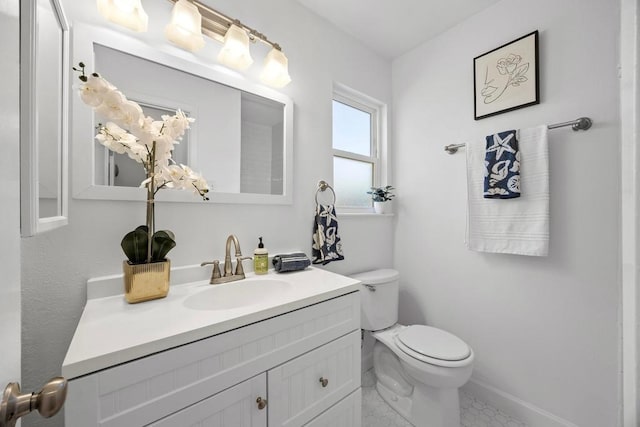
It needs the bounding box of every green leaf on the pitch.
[151,230,176,262]
[121,226,149,264]
[367,185,395,201]
[135,225,149,233]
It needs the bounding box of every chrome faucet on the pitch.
[201,234,252,284]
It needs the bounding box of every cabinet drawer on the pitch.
[65,292,359,427]
[304,388,362,427]
[268,331,361,427]
[149,374,267,427]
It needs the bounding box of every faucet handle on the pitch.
[235,256,252,276]
[201,260,222,282]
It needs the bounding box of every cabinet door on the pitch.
[148,374,267,427]
[304,389,361,427]
[268,331,361,427]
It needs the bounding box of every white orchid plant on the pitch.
[74,62,209,265]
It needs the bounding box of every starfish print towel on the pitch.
[484,130,520,199]
[312,204,344,265]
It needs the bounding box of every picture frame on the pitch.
[474,30,539,120]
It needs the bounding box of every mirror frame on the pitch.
[20,0,70,236]
[71,24,294,205]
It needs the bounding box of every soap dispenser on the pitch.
[254,237,268,275]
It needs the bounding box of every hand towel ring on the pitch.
[315,180,336,205]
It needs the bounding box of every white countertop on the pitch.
[62,267,361,379]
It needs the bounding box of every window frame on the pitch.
[332,87,384,211]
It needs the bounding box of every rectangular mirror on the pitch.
[20,0,69,236]
[71,24,293,204]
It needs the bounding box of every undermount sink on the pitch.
[183,278,293,311]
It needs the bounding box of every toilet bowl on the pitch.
[351,269,474,427]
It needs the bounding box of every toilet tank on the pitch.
[351,269,400,331]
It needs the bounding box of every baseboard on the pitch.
[462,378,579,427]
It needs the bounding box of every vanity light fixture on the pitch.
[96,0,148,32]
[167,0,291,87]
[164,0,205,52]
[260,46,292,88]
[217,23,254,70]
[97,0,292,87]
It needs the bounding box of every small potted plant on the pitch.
[367,185,395,214]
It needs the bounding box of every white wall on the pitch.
[392,0,620,426]
[20,1,393,426]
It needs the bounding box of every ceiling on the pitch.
[295,0,500,59]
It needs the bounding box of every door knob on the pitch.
[0,377,67,427]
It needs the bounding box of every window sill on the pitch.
[338,212,395,217]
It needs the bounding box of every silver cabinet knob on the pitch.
[319,377,329,388]
[0,377,67,427]
[256,396,267,410]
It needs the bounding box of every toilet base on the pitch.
[376,378,461,427]
[376,380,413,424]
[410,382,460,427]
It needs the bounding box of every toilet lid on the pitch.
[397,325,470,361]
[350,269,400,285]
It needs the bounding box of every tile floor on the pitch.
[361,370,527,427]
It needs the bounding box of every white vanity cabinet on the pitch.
[65,291,361,427]
[149,374,268,427]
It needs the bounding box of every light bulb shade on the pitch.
[260,48,292,88]
[164,0,205,52]
[217,24,254,71]
[96,0,148,32]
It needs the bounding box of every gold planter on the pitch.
[123,259,171,304]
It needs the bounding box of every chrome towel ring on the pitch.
[315,180,336,205]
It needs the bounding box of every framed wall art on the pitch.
[474,30,539,120]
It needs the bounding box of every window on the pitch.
[332,87,383,210]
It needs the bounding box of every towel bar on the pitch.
[444,117,593,154]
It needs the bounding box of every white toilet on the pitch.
[352,269,474,427]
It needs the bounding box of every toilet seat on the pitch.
[394,325,472,368]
